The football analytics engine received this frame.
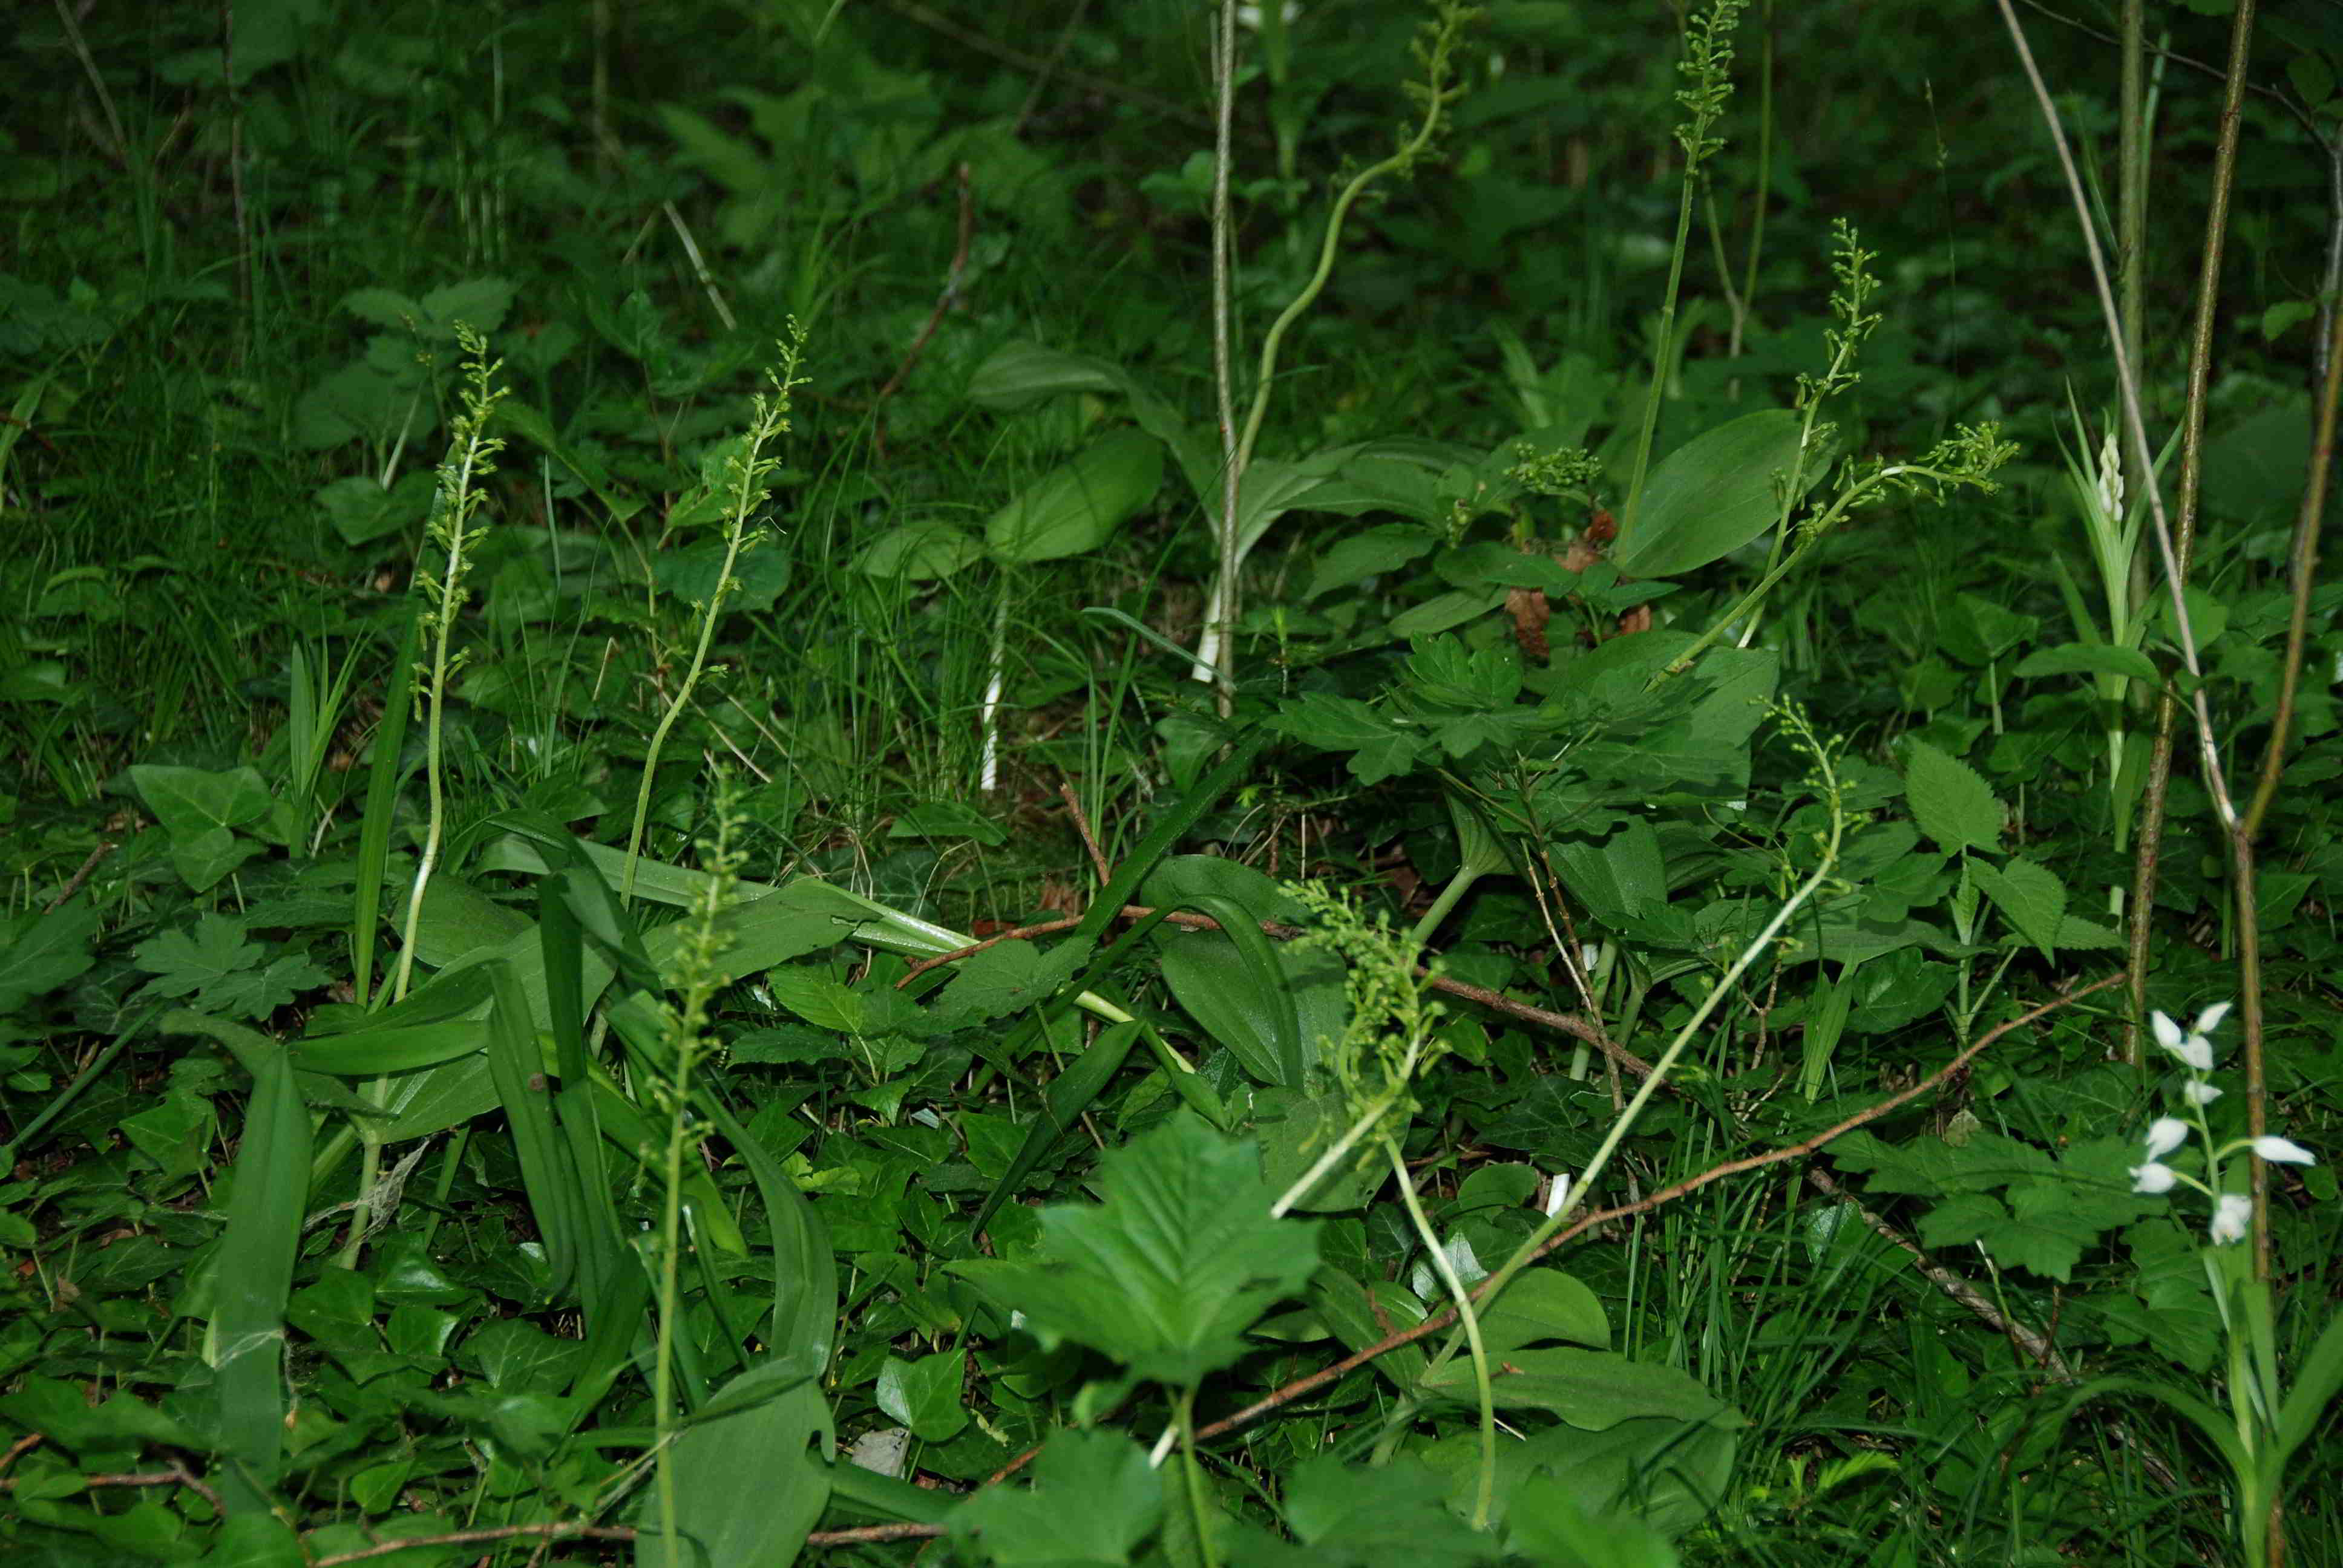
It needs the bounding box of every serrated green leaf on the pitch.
[949,1117,1320,1387]
[1970,853,2066,962]
[946,1429,1162,1565]
[1902,739,2003,854]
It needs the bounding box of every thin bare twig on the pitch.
[1058,780,1113,886]
[872,163,976,461]
[45,841,115,912]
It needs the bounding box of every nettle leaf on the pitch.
[1901,739,2004,854]
[1918,1191,2103,1282]
[946,1429,1162,1566]
[1970,853,2067,961]
[1829,1129,2054,1196]
[1270,693,1430,785]
[949,1117,1320,1388]
[1405,633,1522,709]
[1613,408,1803,578]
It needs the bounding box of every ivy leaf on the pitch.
[133,915,261,1001]
[949,1117,1320,1388]
[206,953,333,1022]
[1901,739,2004,854]
[876,1350,968,1443]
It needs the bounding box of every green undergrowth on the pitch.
[1,2,2339,1566]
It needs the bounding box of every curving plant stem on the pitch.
[2115,0,2256,1071]
[1208,0,1240,713]
[1990,0,2274,1256]
[1191,3,1471,690]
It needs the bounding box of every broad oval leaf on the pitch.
[966,341,1129,409]
[1614,408,1803,578]
[853,517,985,581]
[985,430,1163,563]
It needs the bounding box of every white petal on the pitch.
[2251,1136,2317,1166]
[2209,1194,2252,1244]
[1542,1172,1574,1218]
[2129,1161,2178,1195]
[2194,1001,2233,1035]
[2141,1118,2189,1160]
[2175,1036,2215,1073]
[2183,1080,2223,1106]
[2150,1011,2184,1051]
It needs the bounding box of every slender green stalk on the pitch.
[1389,1140,1496,1530]
[1193,2,1473,688]
[1175,1383,1220,1568]
[623,325,810,905]
[390,328,508,1005]
[1620,1,1746,535]
[1656,424,2017,686]
[1424,706,1845,1380]
[355,327,505,1270]
[652,785,746,1568]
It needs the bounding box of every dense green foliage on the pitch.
[2,1,2339,1564]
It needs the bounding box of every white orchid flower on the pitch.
[2251,1136,2317,1166]
[2129,1161,2178,1195]
[2148,1008,2216,1072]
[2209,1194,2253,1245]
[2141,1117,2189,1160]
[2183,1080,2223,1106]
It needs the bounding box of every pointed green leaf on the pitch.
[1614,409,1803,578]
